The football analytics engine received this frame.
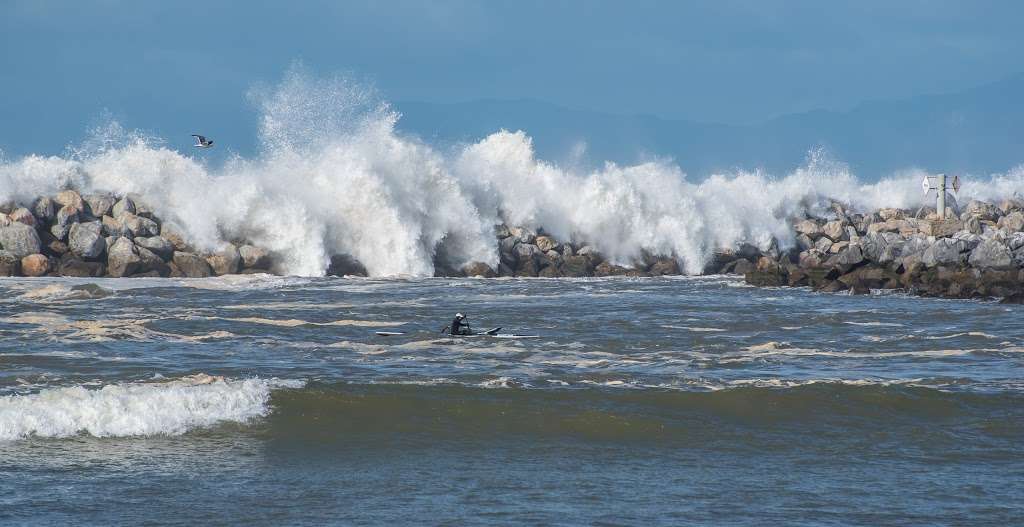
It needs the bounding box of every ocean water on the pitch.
[1,274,1022,525]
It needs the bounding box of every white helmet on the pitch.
[455,313,465,320]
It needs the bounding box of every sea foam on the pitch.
[0,376,302,440]
[2,66,1023,276]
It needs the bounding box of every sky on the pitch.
[1,0,1023,157]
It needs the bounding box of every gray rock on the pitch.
[814,237,833,253]
[969,239,1013,270]
[514,243,541,261]
[836,245,864,266]
[160,222,190,251]
[238,244,271,269]
[794,219,822,237]
[171,252,212,278]
[106,237,143,277]
[112,197,136,218]
[509,226,536,244]
[135,236,175,261]
[126,193,155,218]
[205,244,241,275]
[576,245,601,260]
[535,235,560,253]
[921,239,967,267]
[50,205,79,240]
[57,254,105,277]
[0,250,20,276]
[962,199,1001,222]
[0,214,9,228]
[998,211,1024,232]
[559,255,593,277]
[822,220,846,241]
[8,207,36,227]
[137,246,171,277]
[560,243,575,257]
[0,223,42,258]
[494,224,511,239]
[998,198,1024,215]
[54,190,85,213]
[101,215,133,239]
[68,221,105,259]
[964,215,983,235]
[84,194,116,218]
[31,197,56,222]
[462,261,496,278]
[499,236,518,263]
[796,233,815,251]
[119,212,159,237]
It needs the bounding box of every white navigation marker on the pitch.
[952,174,961,194]
[922,175,932,194]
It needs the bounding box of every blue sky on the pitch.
[2,1,1023,157]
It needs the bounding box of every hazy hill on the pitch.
[396,73,1024,179]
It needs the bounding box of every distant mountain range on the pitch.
[395,73,1024,180]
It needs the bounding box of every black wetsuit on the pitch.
[450,317,470,335]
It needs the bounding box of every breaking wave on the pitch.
[2,66,1024,276]
[0,375,303,440]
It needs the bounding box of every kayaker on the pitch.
[445,313,471,335]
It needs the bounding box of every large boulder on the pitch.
[560,255,593,277]
[205,244,241,275]
[8,207,36,227]
[57,254,105,277]
[793,219,822,238]
[135,236,175,261]
[50,205,79,240]
[0,250,20,276]
[649,258,681,276]
[126,193,155,218]
[20,254,49,277]
[101,215,132,238]
[0,223,42,258]
[968,239,1013,270]
[822,220,846,241]
[54,190,85,213]
[326,254,367,277]
[998,198,1024,215]
[68,221,106,259]
[84,194,116,218]
[31,197,56,222]
[962,200,1001,222]
[509,226,536,244]
[514,243,542,263]
[921,239,967,268]
[835,245,864,266]
[159,222,190,251]
[494,224,511,239]
[172,251,214,278]
[238,244,271,269]
[535,235,560,253]
[461,261,496,278]
[118,212,159,237]
[111,197,136,218]
[998,211,1024,233]
[106,237,143,277]
[136,247,171,277]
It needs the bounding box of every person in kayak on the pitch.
[446,313,471,335]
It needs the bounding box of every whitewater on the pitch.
[3,68,1024,277]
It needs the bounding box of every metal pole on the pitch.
[936,173,946,218]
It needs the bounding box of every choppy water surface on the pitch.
[1,275,1022,525]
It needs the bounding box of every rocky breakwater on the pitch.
[439,225,682,279]
[738,199,1024,302]
[0,190,272,278]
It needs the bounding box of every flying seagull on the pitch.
[192,134,214,148]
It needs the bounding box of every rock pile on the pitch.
[5,188,1024,301]
[0,191,273,278]
[736,199,1024,301]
